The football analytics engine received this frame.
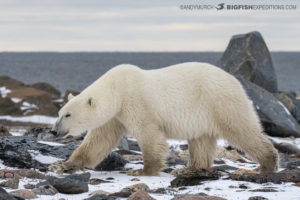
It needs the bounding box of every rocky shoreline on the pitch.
[1,31,300,199]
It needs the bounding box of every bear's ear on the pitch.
[87,97,95,107]
[68,93,75,101]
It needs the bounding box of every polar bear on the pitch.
[49,62,278,175]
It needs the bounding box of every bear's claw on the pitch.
[48,161,84,174]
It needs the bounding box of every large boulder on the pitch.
[0,136,77,171]
[237,77,300,137]
[217,31,277,93]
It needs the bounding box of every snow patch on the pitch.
[0,115,57,124]
[38,141,65,146]
[11,97,22,103]
[0,86,11,98]
[28,150,63,164]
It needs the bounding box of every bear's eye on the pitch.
[65,114,71,118]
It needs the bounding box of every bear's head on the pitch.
[52,93,97,138]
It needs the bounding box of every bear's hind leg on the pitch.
[188,135,217,170]
[129,125,168,176]
[222,128,278,173]
[49,118,124,174]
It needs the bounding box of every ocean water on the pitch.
[0,52,299,95]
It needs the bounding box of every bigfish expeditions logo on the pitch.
[179,3,297,11]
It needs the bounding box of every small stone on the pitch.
[249,188,278,192]
[10,189,38,199]
[0,176,19,189]
[32,184,58,195]
[130,178,140,181]
[127,189,155,200]
[111,183,150,198]
[84,194,116,200]
[24,184,35,189]
[239,184,248,189]
[88,178,110,185]
[248,196,269,200]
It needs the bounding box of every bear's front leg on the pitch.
[49,119,124,174]
[128,125,168,176]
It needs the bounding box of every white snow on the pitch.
[28,150,64,164]
[38,140,65,146]
[0,115,57,124]
[0,86,11,98]
[11,97,22,103]
[20,101,38,110]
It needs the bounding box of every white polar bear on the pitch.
[50,62,278,175]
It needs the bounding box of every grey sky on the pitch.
[0,0,299,51]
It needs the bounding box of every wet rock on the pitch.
[237,77,300,137]
[0,125,11,136]
[24,127,56,141]
[230,166,300,183]
[84,194,116,200]
[170,169,221,187]
[127,139,141,151]
[9,189,37,199]
[94,152,127,171]
[0,187,23,200]
[30,82,61,99]
[32,185,58,195]
[248,197,268,200]
[127,189,155,200]
[217,31,277,93]
[0,176,19,189]
[274,142,300,154]
[0,136,77,171]
[44,173,89,194]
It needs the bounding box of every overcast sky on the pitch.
[0,0,299,51]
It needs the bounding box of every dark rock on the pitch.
[274,142,300,154]
[167,156,186,166]
[229,167,300,183]
[95,152,127,171]
[65,172,91,182]
[24,127,56,141]
[293,100,300,124]
[248,196,268,200]
[117,137,129,150]
[0,125,11,136]
[30,82,61,99]
[84,194,116,200]
[0,97,22,116]
[249,188,278,192]
[23,184,35,189]
[32,184,58,195]
[170,169,221,187]
[46,174,89,194]
[213,165,238,172]
[179,144,188,151]
[0,136,77,171]
[217,31,277,93]
[127,139,141,151]
[237,77,300,137]
[162,168,174,173]
[213,160,225,165]
[0,187,23,200]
